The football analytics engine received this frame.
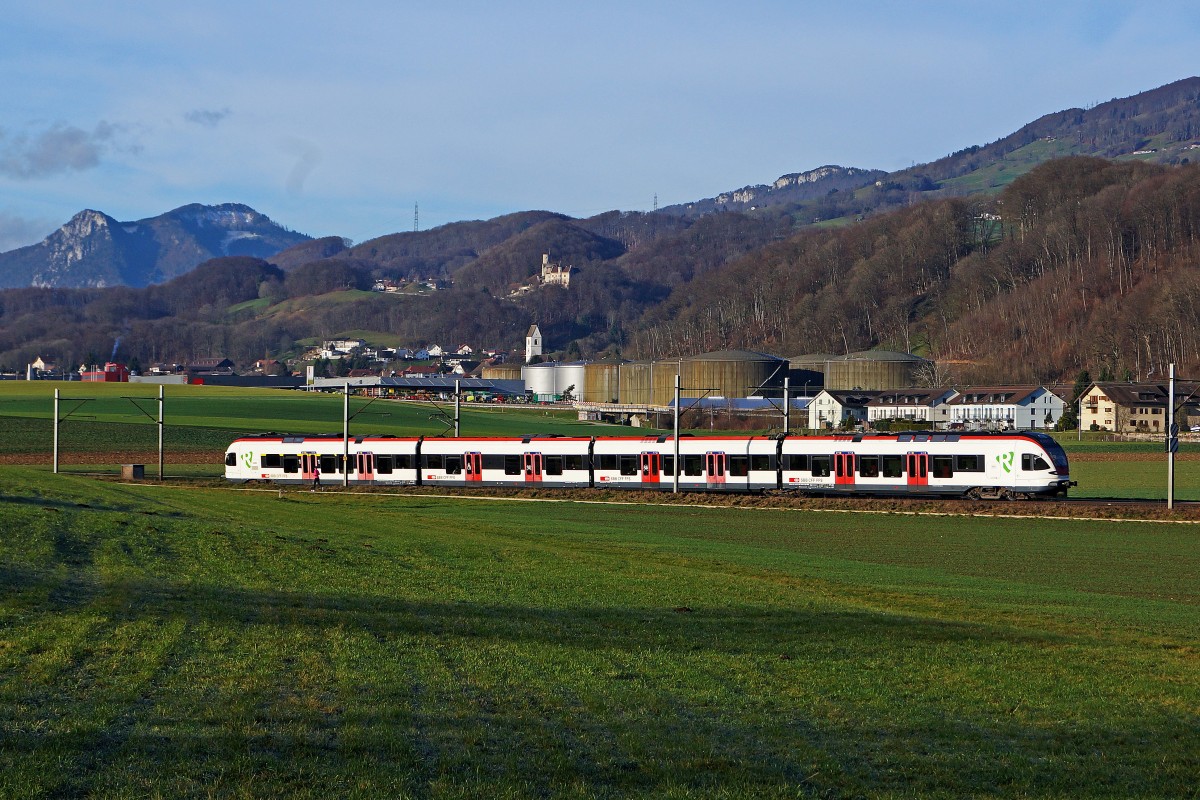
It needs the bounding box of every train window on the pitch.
[396,454,414,470]
[320,455,338,474]
[545,455,563,475]
[931,456,954,479]
[482,454,504,470]
[750,454,773,472]
[225,452,237,467]
[261,454,282,469]
[785,454,809,471]
[1022,454,1050,471]
[376,456,393,474]
[729,456,749,477]
[684,455,704,476]
[620,455,639,476]
[811,456,831,477]
[504,455,522,475]
[283,455,299,473]
[597,454,618,470]
[424,454,444,470]
[955,454,983,472]
[662,455,675,475]
[881,455,903,478]
[858,456,880,478]
[564,454,585,471]
[445,456,462,475]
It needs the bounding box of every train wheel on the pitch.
[964,487,982,501]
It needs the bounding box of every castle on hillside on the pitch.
[540,253,574,288]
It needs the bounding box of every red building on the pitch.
[81,362,130,382]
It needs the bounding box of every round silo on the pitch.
[618,361,654,405]
[522,361,559,400]
[555,361,587,400]
[650,359,683,406]
[785,354,834,394]
[481,363,523,381]
[824,350,930,390]
[583,359,624,403]
[682,350,786,401]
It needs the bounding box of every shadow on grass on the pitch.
[3,571,1197,797]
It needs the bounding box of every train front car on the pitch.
[1011,432,1073,498]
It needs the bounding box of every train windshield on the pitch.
[1026,433,1069,473]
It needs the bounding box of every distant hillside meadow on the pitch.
[3,78,1200,385]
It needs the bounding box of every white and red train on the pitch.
[225,431,1073,499]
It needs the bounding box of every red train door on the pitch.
[706,451,727,488]
[640,451,661,485]
[906,452,929,487]
[834,451,856,487]
[523,452,543,483]
[356,451,375,482]
[301,452,317,482]
[464,451,483,482]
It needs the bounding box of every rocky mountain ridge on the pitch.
[0,203,310,289]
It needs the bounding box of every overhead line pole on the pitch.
[343,386,350,488]
[673,374,680,494]
[157,385,164,481]
[1168,363,1176,510]
[53,389,59,474]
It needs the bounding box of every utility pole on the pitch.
[157,385,164,481]
[414,202,419,233]
[343,386,350,488]
[783,377,791,434]
[53,388,59,474]
[1168,363,1177,510]
[455,379,461,437]
[673,374,680,494]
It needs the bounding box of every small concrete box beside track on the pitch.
[121,464,145,480]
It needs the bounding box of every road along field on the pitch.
[1,467,1198,798]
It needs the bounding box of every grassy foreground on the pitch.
[1,469,1198,798]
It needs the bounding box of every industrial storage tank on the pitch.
[617,361,655,405]
[555,361,588,400]
[522,362,560,400]
[785,354,834,394]
[824,350,930,390]
[651,359,684,406]
[582,359,624,403]
[481,363,523,381]
[681,350,786,402]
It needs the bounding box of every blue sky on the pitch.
[2,1,1199,251]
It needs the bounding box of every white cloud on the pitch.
[0,121,122,180]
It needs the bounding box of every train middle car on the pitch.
[225,431,1072,498]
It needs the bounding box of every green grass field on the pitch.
[1,468,1197,797]
[0,382,633,441]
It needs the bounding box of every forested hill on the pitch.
[637,157,1200,384]
[4,157,1200,386]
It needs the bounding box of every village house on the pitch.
[184,358,236,375]
[1079,382,1200,432]
[943,386,1065,430]
[866,388,956,425]
[807,389,882,430]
